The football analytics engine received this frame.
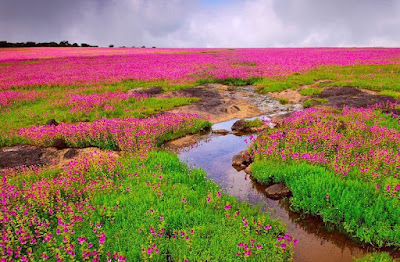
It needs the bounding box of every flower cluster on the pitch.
[0,90,44,110]
[58,91,148,114]
[251,105,400,198]
[18,112,204,155]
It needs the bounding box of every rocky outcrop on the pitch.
[265,183,292,199]
[231,119,247,132]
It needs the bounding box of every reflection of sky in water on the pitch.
[174,120,399,262]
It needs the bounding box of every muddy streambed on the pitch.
[165,117,400,262]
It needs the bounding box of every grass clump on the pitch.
[278,98,289,105]
[245,118,264,129]
[197,77,261,86]
[250,161,400,247]
[299,87,322,96]
[378,90,400,99]
[355,252,395,262]
[302,98,328,108]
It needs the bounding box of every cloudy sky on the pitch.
[1,0,399,47]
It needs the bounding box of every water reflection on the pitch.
[167,118,400,261]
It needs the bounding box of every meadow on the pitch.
[1,47,400,261]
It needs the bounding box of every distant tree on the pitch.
[59,40,70,47]
[72,43,78,47]
[152,46,156,48]
[26,41,36,47]
[141,46,146,48]
[81,43,90,47]
[109,44,114,48]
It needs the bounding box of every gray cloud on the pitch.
[0,0,399,47]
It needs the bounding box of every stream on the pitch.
[166,116,400,261]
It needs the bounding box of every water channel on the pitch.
[167,117,400,262]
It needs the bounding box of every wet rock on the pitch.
[231,119,247,132]
[0,146,45,169]
[265,183,292,199]
[232,153,245,167]
[46,119,58,126]
[129,87,163,96]
[212,129,230,135]
[52,138,68,150]
[64,148,78,159]
[232,150,252,169]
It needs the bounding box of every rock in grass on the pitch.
[232,150,252,170]
[52,138,67,150]
[64,148,78,159]
[46,119,58,126]
[212,129,230,135]
[265,183,292,199]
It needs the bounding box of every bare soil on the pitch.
[0,146,119,170]
[316,86,396,108]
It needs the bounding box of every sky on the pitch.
[0,0,399,47]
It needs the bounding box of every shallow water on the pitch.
[169,117,400,262]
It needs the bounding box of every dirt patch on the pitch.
[269,89,304,104]
[169,84,264,123]
[0,146,119,170]
[316,86,396,108]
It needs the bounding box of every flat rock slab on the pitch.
[0,146,46,169]
[265,183,292,199]
[316,86,396,108]
[212,129,230,135]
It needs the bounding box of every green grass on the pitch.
[278,98,289,105]
[256,64,400,93]
[0,96,198,147]
[299,87,322,96]
[302,98,328,108]
[197,77,262,86]
[355,252,395,262]
[378,90,400,99]
[250,160,400,248]
[245,118,264,128]
[89,152,293,261]
[21,151,293,261]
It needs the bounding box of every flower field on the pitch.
[1,48,400,89]
[1,47,400,261]
[249,104,400,247]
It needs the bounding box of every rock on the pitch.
[232,150,252,168]
[0,146,45,169]
[244,166,251,175]
[232,153,245,166]
[52,138,68,150]
[212,129,230,135]
[46,119,58,126]
[64,148,78,159]
[129,87,163,96]
[241,151,252,163]
[265,183,292,199]
[231,119,247,132]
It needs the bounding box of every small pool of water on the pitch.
[169,117,400,262]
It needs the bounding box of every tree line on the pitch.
[0,41,98,48]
